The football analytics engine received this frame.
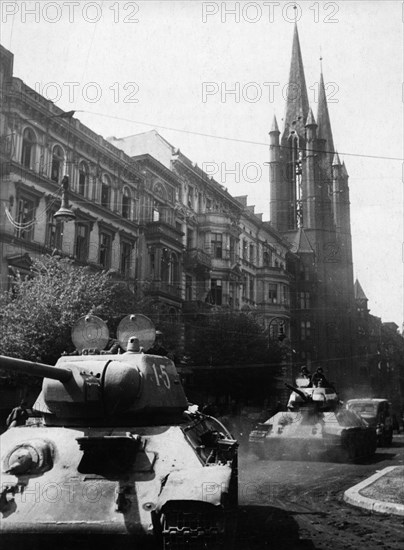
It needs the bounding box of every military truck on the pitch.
[346,398,394,446]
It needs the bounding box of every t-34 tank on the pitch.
[249,377,377,461]
[0,314,238,549]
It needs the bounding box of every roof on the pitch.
[354,279,368,301]
[289,227,315,254]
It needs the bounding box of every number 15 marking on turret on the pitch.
[152,364,171,389]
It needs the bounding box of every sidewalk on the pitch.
[344,464,404,516]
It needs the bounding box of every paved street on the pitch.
[236,435,404,549]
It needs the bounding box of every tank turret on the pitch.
[0,314,188,424]
[0,314,238,547]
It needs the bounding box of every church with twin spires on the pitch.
[269,25,356,393]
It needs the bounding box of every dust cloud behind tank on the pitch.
[0,314,238,549]
[249,377,377,461]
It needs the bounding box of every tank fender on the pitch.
[156,465,232,510]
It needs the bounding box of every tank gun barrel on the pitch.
[285,383,311,402]
[0,355,72,383]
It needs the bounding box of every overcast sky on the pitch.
[1,0,403,327]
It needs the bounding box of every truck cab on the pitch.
[346,398,393,446]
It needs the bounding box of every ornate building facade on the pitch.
[108,130,292,340]
[0,45,142,290]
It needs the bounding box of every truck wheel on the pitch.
[384,430,393,446]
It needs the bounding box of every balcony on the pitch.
[256,265,291,280]
[144,280,182,300]
[184,248,212,271]
[144,221,183,248]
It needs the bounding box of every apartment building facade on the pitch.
[0,45,142,291]
[0,44,293,365]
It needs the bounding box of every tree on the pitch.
[184,311,282,367]
[182,311,283,403]
[0,255,137,364]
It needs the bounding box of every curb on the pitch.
[343,466,404,516]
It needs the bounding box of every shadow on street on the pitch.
[236,505,317,550]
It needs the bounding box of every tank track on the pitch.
[161,506,236,549]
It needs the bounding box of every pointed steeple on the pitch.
[332,151,341,166]
[317,72,334,154]
[354,279,368,301]
[341,161,349,178]
[270,114,280,134]
[305,108,317,127]
[283,24,309,140]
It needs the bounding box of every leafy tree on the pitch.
[0,255,137,364]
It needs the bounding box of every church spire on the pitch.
[282,24,309,141]
[317,72,334,154]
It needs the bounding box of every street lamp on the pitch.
[54,175,76,223]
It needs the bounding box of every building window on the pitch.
[270,319,285,340]
[185,275,192,301]
[281,285,289,306]
[120,241,132,277]
[75,223,90,262]
[268,283,277,303]
[188,187,194,208]
[206,198,212,211]
[211,279,222,306]
[149,247,156,276]
[211,233,223,259]
[249,244,255,264]
[161,248,170,282]
[78,162,89,196]
[249,277,255,301]
[229,238,236,263]
[99,231,112,268]
[21,128,36,169]
[242,276,247,300]
[46,211,63,250]
[153,205,160,222]
[299,291,310,309]
[51,145,64,182]
[101,176,111,209]
[170,252,179,283]
[242,239,248,260]
[122,188,131,219]
[15,196,35,240]
[301,320,311,341]
[263,250,271,267]
[187,228,194,250]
